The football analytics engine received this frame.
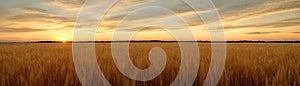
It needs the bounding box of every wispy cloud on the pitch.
[1,6,76,32]
[19,7,48,14]
[222,0,300,21]
[291,32,300,34]
[0,27,47,32]
[45,0,85,11]
[246,31,280,35]
[224,18,300,29]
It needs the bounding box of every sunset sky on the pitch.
[0,0,299,41]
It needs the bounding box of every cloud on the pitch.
[291,32,300,34]
[99,0,218,32]
[104,0,215,21]
[223,17,300,29]
[281,18,300,22]
[246,31,280,35]
[102,0,300,32]
[1,6,76,31]
[44,0,153,12]
[0,27,47,32]
[115,26,165,32]
[19,7,48,14]
[4,15,74,31]
[100,6,201,32]
[222,0,300,22]
[8,13,70,23]
[45,0,85,11]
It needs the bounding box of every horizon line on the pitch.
[1,40,300,43]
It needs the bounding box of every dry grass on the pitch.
[0,43,299,86]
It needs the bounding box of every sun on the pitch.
[59,37,68,43]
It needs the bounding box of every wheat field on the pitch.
[0,43,299,86]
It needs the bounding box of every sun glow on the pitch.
[58,37,68,43]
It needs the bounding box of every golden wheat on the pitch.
[0,43,299,86]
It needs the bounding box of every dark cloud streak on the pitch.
[224,17,300,29]
[246,31,280,35]
[0,27,47,32]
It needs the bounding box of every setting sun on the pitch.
[58,37,68,43]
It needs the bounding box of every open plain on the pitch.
[0,43,299,86]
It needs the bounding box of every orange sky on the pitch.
[0,0,299,41]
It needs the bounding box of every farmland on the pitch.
[0,43,299,86]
